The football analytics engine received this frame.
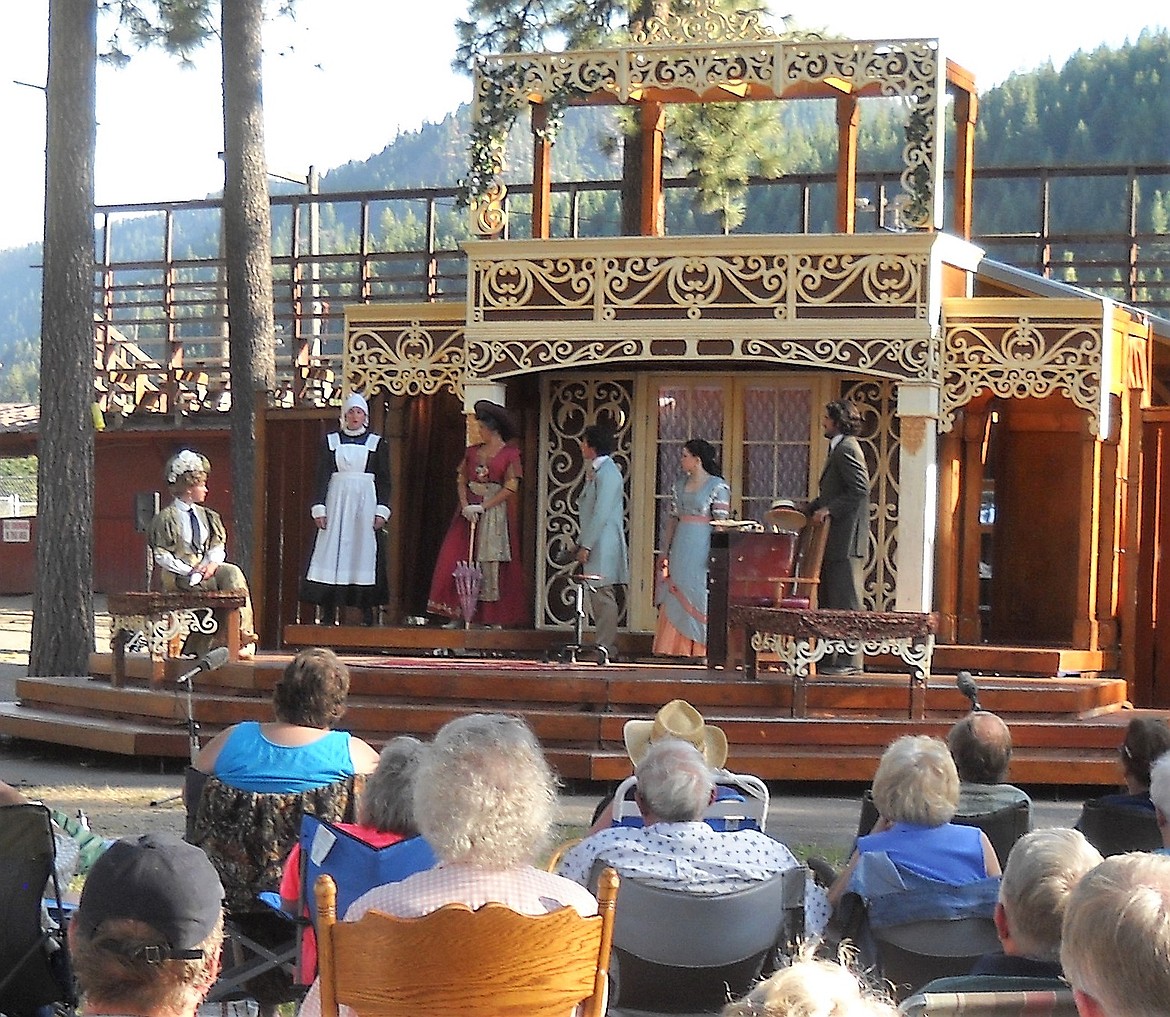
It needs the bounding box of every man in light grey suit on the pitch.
[808,400,870,674]
[575,423,630,661]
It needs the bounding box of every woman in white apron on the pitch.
[301,393,391,624]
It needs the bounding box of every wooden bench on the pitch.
[107,590,247,688]
[727,606,939,719]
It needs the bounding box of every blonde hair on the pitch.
[871,735,959,828]
[722,955,895,1017]
[1061,853,1170,1017]
[999,828,1101,961]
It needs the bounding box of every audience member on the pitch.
[1077,717,1170,822]
[559,738,829,936]
[829,735,1001,912]
[1148,752,1170,854]
[947,711,1033,819]
[70,834,224,1017]
[192,647,379,791]
[1061,853,1170,1017]
[279,736,435,980]
[720,953,896,1017]
[297,713,597,1017]
[588,698,732,833]
[921,828,1102,993]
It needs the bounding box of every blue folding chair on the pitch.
[286,815,438,982]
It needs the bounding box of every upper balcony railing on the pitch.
[91,163,1169,416]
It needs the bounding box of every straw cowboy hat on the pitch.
[623,699,729,770]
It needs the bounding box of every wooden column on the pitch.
[1073,429,1103,650]
[952,78,978,240]
[531,104,552,240]
[835,94,859,234]
[639,101,665,237]
[956,406,988,644]
[894,382,939,613]
[935,428,963,643]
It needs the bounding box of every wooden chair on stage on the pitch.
[314,868,619,1017]
[776,515,830,610]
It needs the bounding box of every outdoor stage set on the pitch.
[2,11,1169,786]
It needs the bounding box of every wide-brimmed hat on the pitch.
[474,400,519,441]
[623,699,728,769]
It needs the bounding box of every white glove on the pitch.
[187,570,203,586]
[462,504,485,521]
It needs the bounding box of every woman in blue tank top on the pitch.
[194,647,379,793]
[828,734,1001,910]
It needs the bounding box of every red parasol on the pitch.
[453,515,483,628]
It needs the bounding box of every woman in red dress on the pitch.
[426,401,527,626]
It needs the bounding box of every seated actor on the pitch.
[559,738,829,937]
[148,449,256,657]
[70,834,225,1017]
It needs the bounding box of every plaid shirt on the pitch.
[298,864,598,1017]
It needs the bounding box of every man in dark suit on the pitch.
[808,400,870,674]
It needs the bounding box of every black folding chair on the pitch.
[185,767,362,1009]
[0,803,76,1017]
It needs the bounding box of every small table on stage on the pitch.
[727,605,939,719]
[107,590,247,687]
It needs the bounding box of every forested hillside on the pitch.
[1,31,1166,403]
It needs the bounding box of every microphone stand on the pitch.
[150,649,230,807]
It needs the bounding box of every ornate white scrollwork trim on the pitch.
[939,315,1103,433]
[472,248,928,320]
[111,609,218,662]
[751,630,933,680]
[474,36,939,234]
[347,321,467,401]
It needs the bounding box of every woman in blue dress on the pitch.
[653,438,731,658]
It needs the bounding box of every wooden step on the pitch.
[0,702,187,756]
[932,643,1119,676]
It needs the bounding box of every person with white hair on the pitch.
[558,738,829,936]
[1148,751,1170,853]
[720,953,897,1017]
[297,713,596,1017]
[920,828,1102,993]
[1060,853,1170,1017]
[301,391,392,626]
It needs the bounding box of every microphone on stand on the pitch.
[956,670,982,712]
[176,646,231,685]
[152,646,233,807]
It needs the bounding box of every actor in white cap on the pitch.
[148,450,256,657]
[301,392,392,626]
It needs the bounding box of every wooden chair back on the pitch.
[778,515,830,608]
[315,868,619,1017]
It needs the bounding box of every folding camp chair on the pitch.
[185,768,362,1008]
[610,770,769,833]
[280,815,439,983]
[0,803,77,1017]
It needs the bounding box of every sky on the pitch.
[2,0,1165,252]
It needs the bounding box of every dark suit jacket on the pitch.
[810,435,870,563]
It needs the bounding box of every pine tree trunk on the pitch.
[30,0,97,677]
[221,0,276,577]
